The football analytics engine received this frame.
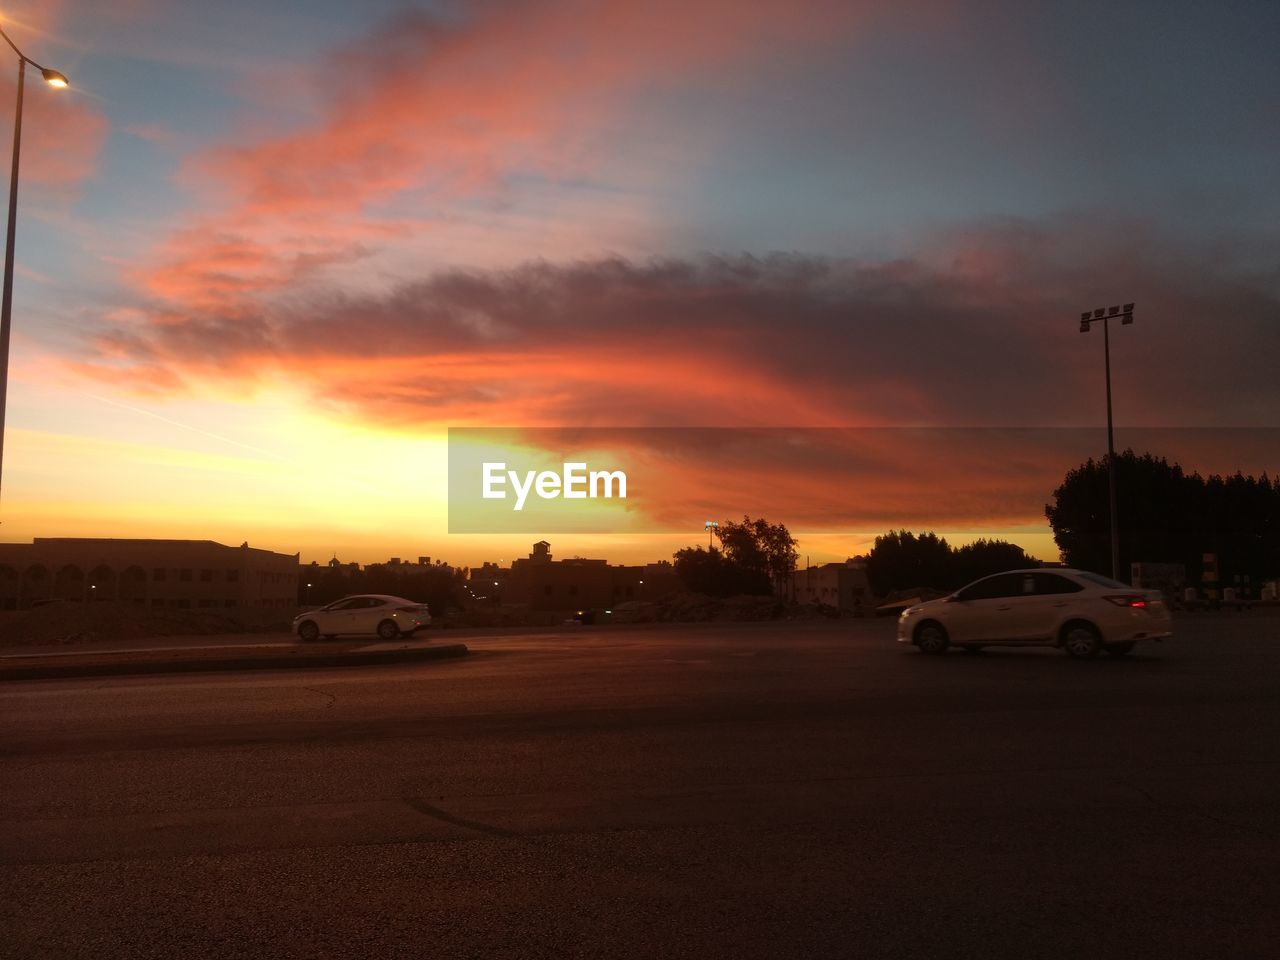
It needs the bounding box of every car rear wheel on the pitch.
[1062,622,1102,659]
[376,619,400,641]
[297,621,319,642]
[1104,641,1135,657]
[915,621,950,655]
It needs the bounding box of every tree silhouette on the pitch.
[716,516,798,593]
[864,530,1036,594]
[865,530,953,594]
[1045,450,1280,582]
[673,516,796,597]
[951,539,1040,586]
[672,546,771,597]
[298,561,467,613]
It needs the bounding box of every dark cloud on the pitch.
[86,219,1279,429]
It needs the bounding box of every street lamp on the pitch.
[0,24,68,512]
[704,520,719,549]
[1078,302,1134,581]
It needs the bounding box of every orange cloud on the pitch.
[65,3,1279,541]
[123,1,875,316]
[89,234,1280,430]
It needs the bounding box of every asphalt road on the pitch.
[2,617,1278,959]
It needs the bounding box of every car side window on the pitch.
[327,599,357,611]
[1031,573,1084,595]
[958,573,1023,601]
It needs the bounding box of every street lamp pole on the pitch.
[1079,303,1134,581]
[0,25,68,513]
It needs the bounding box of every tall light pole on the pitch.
[0,24,68,514]
[1079,303,1134,581]
[705,520,719,549]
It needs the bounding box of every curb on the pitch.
[0,642,469,683]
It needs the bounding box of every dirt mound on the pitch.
[0,601,293,647]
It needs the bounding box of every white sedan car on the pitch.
[897,568,1171,658]
[294,594,431,642]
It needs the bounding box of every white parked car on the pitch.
[896,568,1172,658]
[294,594,431,642]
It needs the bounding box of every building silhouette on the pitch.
[475,541,680,611]
[792,559,872,610]
[0,538,299,611]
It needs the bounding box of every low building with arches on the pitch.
[0,538,300,611]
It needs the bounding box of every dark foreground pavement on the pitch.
[2,617,1278,959]
[0,636,469,682]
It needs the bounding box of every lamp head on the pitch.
[41,68,69,88]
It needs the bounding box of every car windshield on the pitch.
[1075,571,1131,589]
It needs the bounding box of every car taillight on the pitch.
[1103,595,1147,608]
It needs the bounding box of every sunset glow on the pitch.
[1,0,1276,567]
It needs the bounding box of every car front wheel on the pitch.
[376,619,401,641]
[915,621,950,655]
[297,621,319,642]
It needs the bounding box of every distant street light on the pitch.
[1079,303,1134,581]
[0,24,68,515]
[705,520,719,549]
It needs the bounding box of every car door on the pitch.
[948,573,1027,642]
[990,573,1057,640]
[317,597,360,634]
[1026,572,1086,638]
[348,597,387,634]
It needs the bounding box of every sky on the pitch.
[0,0,1276,568]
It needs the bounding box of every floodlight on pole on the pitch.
[1077,302,1136,581]
[0,23,69,518]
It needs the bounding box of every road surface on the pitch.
[2,617,1278,958]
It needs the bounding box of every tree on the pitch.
[865,531,1038,595]
[1045,450,1196,578]
[298,560,468,614]
[1045,450,1280,583]
[951,539,1039,586]
[865,530,953,595]
[672,546,770,597]
[716,516,798,593]
[672,516,796,597]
